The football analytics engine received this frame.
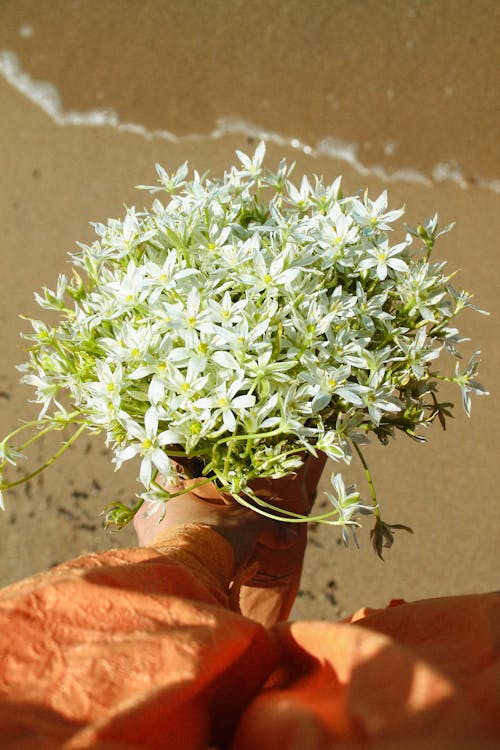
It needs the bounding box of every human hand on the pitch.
[134,453,326,569]
[134,485,299,570]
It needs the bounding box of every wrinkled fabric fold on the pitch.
[0,525,498,749]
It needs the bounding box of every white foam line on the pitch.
[213,119,431,186]
[1,49,499,193]
[0,50,178,139]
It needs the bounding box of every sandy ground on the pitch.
[0,0,498,619]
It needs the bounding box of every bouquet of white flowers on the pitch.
[0,143,488,554]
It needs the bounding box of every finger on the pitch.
[257,518,300,550]
[133,502,164,545]
[185,478,234,505]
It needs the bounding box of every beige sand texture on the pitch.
[0,0,498,619]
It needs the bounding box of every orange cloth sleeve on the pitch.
[0,527,278,750]
[0,525,498,750]
[233,593,500,750]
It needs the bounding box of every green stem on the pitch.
[353,442,380,519]
[243,438,253,459]
[1,423,87,489]
[214,426,287,449]
[223,417,242,476]
[256,446,306,472]
[230,488,351,524]
[18,417,91,453]
[145,240,165,253]
[2,419,54,446]
[132,497,145,515]
[429,307,459,336]
[151,476,217,500]
[1,411,85,452]
[18,423,68,453]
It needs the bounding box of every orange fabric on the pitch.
[0,526,498,750]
